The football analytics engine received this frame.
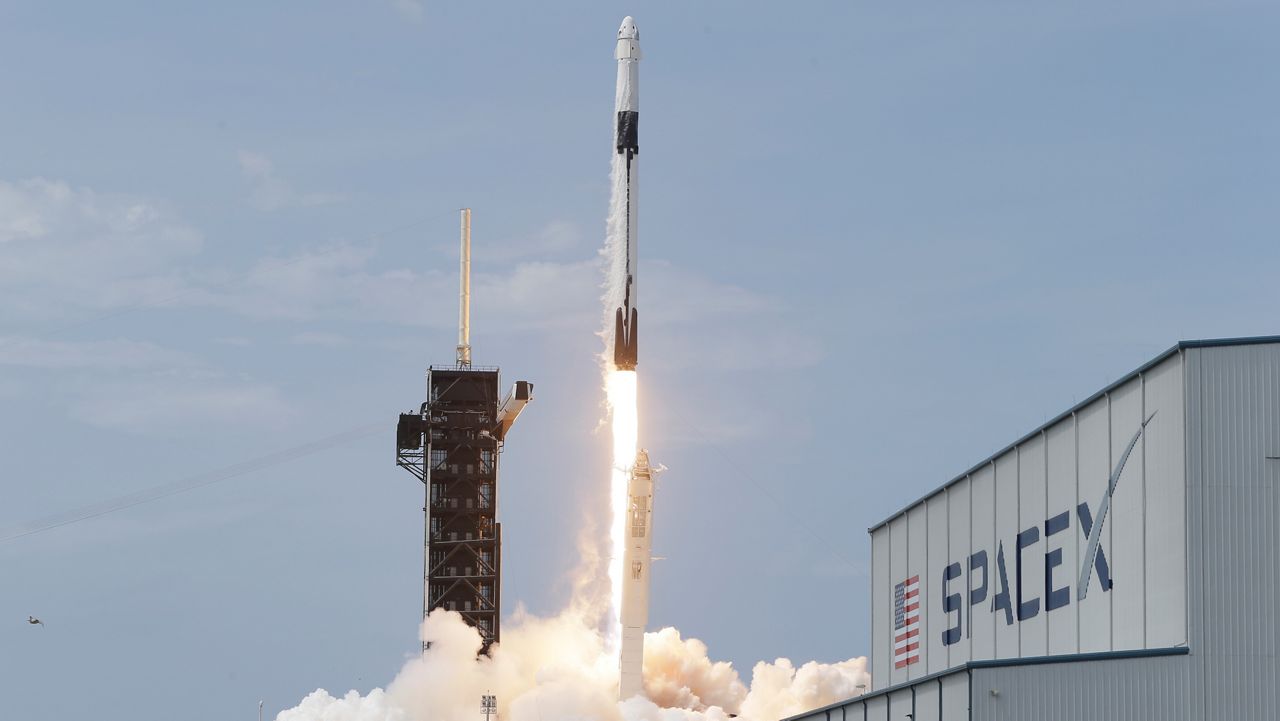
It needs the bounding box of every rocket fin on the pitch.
[629,308,638,366]
[615,307,627,368]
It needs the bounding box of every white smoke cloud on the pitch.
[738,657,870,721]
[279,690,408,721]
[275,609,868,721]
[641,628,746,711]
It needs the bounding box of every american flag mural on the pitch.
[893,575,921,669]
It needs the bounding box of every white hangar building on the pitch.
[787,337,1280,721]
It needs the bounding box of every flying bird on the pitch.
[27,616,44,627]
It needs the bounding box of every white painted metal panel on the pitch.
[888,515,909,687]
[842,701,866,721]
[1074,397,1111,652]
[906,504,929,679]
[865,694,887,721]
[992,451,1019,659]
[1141,355,1185,648]
[871,528,890,689]
[946,477,971,668]
[968,465,995,661]
[1044,417,1078,655]
[887,689,912,721]
[926,494,949,675]
[1016,433,1047,657]
[914,680,940,721]
[1107,378,1144,651]
[940,672,968,720]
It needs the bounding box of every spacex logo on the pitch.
[936,414,1157,646]
[1077,412,1155,600]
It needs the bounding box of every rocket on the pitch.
[613,16,641,371]
[619,448,655,700]
[613,17,654,702]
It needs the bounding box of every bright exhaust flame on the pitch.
[605,368,637,656]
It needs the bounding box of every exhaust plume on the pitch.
[277,610,868,721]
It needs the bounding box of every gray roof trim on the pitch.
[867,335,1280,533]
[779,646,1190,721]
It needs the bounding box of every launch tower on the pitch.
[395,209,532,654]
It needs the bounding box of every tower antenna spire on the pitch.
[457,208,472,368]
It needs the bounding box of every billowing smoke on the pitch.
[277,608,868,721]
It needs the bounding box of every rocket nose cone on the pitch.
[617,16,639,41]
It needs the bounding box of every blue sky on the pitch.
[1,1,1277,719]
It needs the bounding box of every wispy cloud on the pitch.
[642,260,777,324]
[0,336,191,370]
[290,331,349,347]
[70,372,296,436]
[0,331,293,435]
[236,151,342,211]
[0,178,200,320]
[390,0,424,23]
[194,243,603,331]
[0,175,788,344]
[484,220,586,261]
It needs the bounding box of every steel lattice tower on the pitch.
[395,210,531,654]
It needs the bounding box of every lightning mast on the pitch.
[457,208,472,368]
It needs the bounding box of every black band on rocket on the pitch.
[616,111,639,154]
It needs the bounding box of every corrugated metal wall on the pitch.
[969,655,1190,720]
[868,352,1188,690]
[1186,344,1280,718]
[789,653,1202,721]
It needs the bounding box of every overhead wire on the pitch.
[0,422,382,544]
[0,207,464,544]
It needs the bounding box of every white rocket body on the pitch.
[613,16,652,702]
[612,16,640,371]
[619,448,655,700]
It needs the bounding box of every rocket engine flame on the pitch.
[605,368,638,656]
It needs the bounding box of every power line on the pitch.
[0,422,382,544]
[1,208,469,542]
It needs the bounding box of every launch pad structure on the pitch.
[395,209,532,654]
